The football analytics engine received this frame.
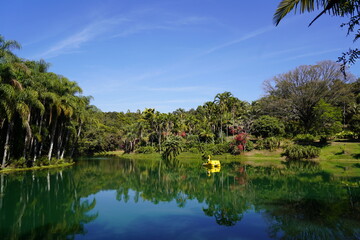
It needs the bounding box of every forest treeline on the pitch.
[79,61,360,156]
[1,35,360,168]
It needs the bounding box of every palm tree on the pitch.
[274,0,360,26]
[214,92,233,142]
[0,35,21,62]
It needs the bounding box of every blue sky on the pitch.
[1,0,359,112]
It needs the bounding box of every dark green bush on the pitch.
[294,134,316,145]
[35,157,50,166]
[256,137,281,151]
[185,135,200,149]
[282,145,320,161]
[245,140,254,151]
[135,146,156,154]
[251,115,285,138]
[188,147,200,154]
[11,157,27,168]
[200,143,230,155]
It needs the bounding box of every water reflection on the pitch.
[0,170,97,239]
[203,165,221,176]
[0,158,359,239]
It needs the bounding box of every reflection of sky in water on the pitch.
[76,190,273,240]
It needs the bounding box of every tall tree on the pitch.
[264,61,354,133]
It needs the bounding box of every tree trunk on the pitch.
[220,116,223,143]
[70,121,82,157]
[60,130,70,159]
[2,121,12,168]
[33,113,44,162]
[23,112,32,159]
[56,122,64,159]
[48,117,58,161]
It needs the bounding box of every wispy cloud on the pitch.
[39,17,129,58]
[259,46,309,59]
[145,86,215,92]
[39,13,211,58]
[281,48,344,62]
[201,25,275,56]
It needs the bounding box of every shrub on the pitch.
[245,140,254,151]
[281,139,293,149]
[336,130,356,140]
[212,143,231,155]
[188,147,200,154]
[35,157,50,166]
[255,137,281,151]
[282,145,320,161]
[135,146,156,154]
[200,143,230,155]
[251,115,285,138]
[161,136,183,161]
[11,157,27,168]
[294,134,316,145]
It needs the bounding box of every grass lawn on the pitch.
[101,141,360,177]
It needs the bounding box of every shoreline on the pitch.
[0,162,75,174]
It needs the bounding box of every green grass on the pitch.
[100,141,360,177]
[316,141,360,177]
[0,162,75,173]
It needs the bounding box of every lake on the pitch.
[0,157,359,239]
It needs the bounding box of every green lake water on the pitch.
[0,157,359,239]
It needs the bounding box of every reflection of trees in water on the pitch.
[2,158,358,239]
[109,159,360,236]
[264,196,360,239]
[0,169,97,239]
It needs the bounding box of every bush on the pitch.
[35,157,50,166]
[245,140,254,151]
[281,139,293,149]
[294,134,316,145]
[336,130,357,140]
[161,136,183,161]
[251,115,285,138]
[11,157,27,168]
[188,147,200,154]
[200,143,230,155]
[135,146,156,154]
[185,134,200,147]
[282,145,320,161]
[212,143,231,155]
[255,137,281,151]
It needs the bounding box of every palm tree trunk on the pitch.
[33,113,44,162]
[2,121,12,168]
[70,121,82,157]
[23,112,32,159]
[60,130,70,159]
[48,117,58,161]
[56,122,64,159]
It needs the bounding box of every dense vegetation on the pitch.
[0,36,92,168]
[1,34,360,169]
[79,61,360,160]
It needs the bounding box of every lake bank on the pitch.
[0,162,75,174]
[99,141,360,177]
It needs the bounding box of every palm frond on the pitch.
[274,0,326,26]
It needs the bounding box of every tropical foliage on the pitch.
[274,0,360,71]
[0,35,92,168]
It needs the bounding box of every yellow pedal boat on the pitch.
[202,155,221,167]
